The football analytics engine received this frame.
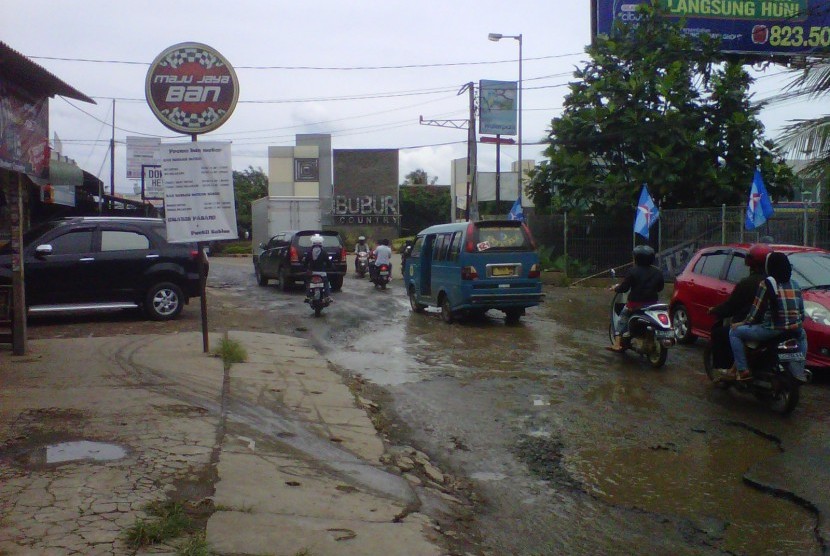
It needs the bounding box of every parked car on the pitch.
[254,230,347,291]
[403,219,544,324]
[0,217,204,320]
[670,243,830,369]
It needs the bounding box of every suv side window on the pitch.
[698,252,728,279]
[48,230,94,255]
[725,253,750,283]
[102,230,150,251]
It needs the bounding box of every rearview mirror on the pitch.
[35,244,53,257]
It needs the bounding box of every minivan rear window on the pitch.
[473,224,533,252]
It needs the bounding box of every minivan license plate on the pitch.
[492,266,514,277]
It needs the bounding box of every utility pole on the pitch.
[419,82,478,221]
[110,99,115,196]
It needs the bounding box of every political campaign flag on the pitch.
[508,197,525,221]
[634,184,659,239]
[745,169,774,230]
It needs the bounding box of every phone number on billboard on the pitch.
[769,25,830,47]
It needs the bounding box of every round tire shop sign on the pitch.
[145,42,239,135]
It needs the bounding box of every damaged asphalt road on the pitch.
[16,256,830,555]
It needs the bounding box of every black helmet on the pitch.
[633,245,656,266]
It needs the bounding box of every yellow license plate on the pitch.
[492,266,514,277]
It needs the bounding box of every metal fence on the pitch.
[526,205,830,279]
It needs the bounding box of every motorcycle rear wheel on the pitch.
[767,372,800,415]
[647,338,668,368]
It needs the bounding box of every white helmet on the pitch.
[311,234,324,246]
[358,236,366,242]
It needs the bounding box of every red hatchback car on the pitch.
[670,243,830,370]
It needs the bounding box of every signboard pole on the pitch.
[191,134,210,354]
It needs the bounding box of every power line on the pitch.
[27,52,584,70]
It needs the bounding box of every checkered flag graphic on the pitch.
[160,47,225,69]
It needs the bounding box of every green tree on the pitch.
[778,61,830,185]
[526,2,794,216]
[403,169,438,185]
[399,185,450,235]
[233,166,268,234]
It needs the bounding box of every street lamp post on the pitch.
[488,32,523,209]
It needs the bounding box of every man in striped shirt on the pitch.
[728,251,809,382]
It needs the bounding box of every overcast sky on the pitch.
[3,0,820,195]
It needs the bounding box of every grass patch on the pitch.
[177,533,212,556]
[125,501,193,548]
[214,336,247,369]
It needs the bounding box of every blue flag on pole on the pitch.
[745,169,774,230]
[634,184,659,239]
[508,197,525,221]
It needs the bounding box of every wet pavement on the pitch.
[5,256,830,555]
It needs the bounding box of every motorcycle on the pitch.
[372,263,391,290]
[609,292,675,368]
[703,320,809,415]
[355,251,369,278]
[304,271,331,317]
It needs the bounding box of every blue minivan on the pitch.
[403,219,544,323]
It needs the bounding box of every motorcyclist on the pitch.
[370,238,393,281]
[708,244,770,376]
[302,234,332,299]
[607,244,664,352]
[728,251,809,382]
[354,236,370,273]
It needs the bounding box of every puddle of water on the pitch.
[18,441,128,467]
[568,432,815,555]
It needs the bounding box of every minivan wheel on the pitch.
[409,286,426,313]
[504,309,523,325]
[145,282,184,321]
[330,275,343,292]
[440,296,454,324]
[671,304,697,344]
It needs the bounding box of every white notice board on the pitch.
[161,141,238,243]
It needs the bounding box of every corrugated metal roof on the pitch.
[0,40,95,104]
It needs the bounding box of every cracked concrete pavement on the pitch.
[0,331,446,555]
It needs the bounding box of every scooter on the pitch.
[372,263,391,290]
[703,320,809,415]
[609,291,675,368]
[355,251,369,278]
[304,271,331,317]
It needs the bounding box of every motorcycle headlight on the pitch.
[804,300,830,327]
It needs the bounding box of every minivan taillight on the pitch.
[461,266,478,280]
[290,246,299,262]
[465,221,476,252]
[529,263,540,279]
[190,249,200,261]
[340,247,347,261]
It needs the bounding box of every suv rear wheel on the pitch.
[145,282,184,321]
[330,275,343,291]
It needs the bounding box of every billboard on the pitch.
[479,80,517,136]
[595,0,830,56]
[146,42,239,135]
[0,81,48,178]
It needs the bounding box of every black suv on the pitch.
[254,230,347,291]
[0,217,203,320]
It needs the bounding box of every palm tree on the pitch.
[777,60,830,183]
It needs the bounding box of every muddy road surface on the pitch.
[27,257,830,555]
